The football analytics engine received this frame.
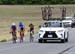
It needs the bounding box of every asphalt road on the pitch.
[0,28,75,54]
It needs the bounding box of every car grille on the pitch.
[43,31,58,38]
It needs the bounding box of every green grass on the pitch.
[0,39,7,42]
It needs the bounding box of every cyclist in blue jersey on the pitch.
[18,22,25,43]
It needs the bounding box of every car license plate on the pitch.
[48,35,52,37]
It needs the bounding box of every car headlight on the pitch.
[58,30,64,32]
[39,30,43,37]
[60,33,64,38]
[60,33,63,36]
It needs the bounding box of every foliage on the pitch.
[0,39,7,42]
[0,0,75,5]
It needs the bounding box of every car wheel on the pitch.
[38,39,42,43]
[44,40,47,43]
[61,39,65,43]
[65,38,68,42]
[65,32,69,42]
[61,32,65,43]
[71,25,73,28]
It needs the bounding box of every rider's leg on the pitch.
[30,33,34,42]
[20,36,24,43]
[13,37,16,43]
[12,33,17,43]
[30,33,32,42]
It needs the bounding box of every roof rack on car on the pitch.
[41,6,66,21]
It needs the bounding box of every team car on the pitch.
[38,21,69,43]
[62,17,75,28]
[62,19,72,27]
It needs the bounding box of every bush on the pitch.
[0,0,75,5]
[0,39,7,42]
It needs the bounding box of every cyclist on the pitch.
[10,23,17,43]
[18,22,25,43]
[29,22,34,42]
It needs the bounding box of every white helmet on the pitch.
[12,23,16,25]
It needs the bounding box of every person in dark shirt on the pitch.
[29,22,34,42]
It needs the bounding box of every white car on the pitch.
[38,21,69,43]
[62,20,72,27]
[62,17,75,27]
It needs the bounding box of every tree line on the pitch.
[0,0,75,5]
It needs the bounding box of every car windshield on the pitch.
[42,21,62,27]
